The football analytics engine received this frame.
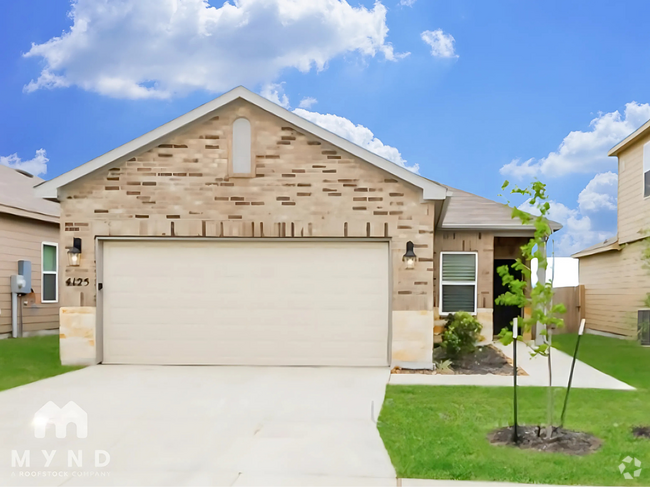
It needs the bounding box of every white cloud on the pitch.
[0,149,49,177]
[256,86,415,172]
[261,83,290,109]
[499,103,648,254]
[293,108,418,173]
[578,171,618,212]
[23,0,403,99]
[298,97,318,109]
[548,204,613,257]
[501,102,650,179]
[518,198,612,256]
[517,172,618,256]
[399,0,417,6]
[421,29,458,58]
[499,158,540,180]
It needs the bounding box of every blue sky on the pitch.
[2,0,650,255]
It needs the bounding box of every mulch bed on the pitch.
[488,426,602,455]
[632,426,650,439]
[392,344,525,376]
[436,345,520,375]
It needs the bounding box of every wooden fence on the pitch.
[552,285,585,334]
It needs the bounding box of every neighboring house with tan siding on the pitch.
[35,87,560,367]
[0,164,60,338]
[573,118,650,337]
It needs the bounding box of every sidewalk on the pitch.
[389,341,634,390]
[222,476,606,486]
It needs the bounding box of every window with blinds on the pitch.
[440,252,477,314]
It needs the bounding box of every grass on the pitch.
[378,334,650,485]
[0,335,82,392]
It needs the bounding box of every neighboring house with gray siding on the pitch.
[35,86,559,367]
[0,164,60,337]
[573,118,650,337]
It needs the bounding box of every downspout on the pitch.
[11,290,18,338]
[10,273,28,338]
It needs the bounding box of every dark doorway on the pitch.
[493,259,522,337]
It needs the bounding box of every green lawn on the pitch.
[378,335,650,485]
[0,335,82,392]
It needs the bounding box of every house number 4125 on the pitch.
[66,278,90,287]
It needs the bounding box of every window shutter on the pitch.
[442,253,476,282]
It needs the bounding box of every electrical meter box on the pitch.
[10,275,27,294]
[17,260,31,293]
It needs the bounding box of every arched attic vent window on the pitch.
[232,117,252,175]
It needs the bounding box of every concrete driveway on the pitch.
[0,366,395,486]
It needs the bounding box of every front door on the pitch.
[493,259,522,337]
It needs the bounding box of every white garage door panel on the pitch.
[102,240,389,366]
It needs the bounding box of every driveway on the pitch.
[0,366,395,486]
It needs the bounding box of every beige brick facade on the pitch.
[59,99,438,367]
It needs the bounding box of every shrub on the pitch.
[441,312,483,358]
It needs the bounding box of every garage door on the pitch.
[102,240,390,366]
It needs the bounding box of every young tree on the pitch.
[496,180,566,438]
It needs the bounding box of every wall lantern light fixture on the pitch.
[403,241,417,269]
[67,237,82,267]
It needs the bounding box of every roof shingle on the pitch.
[0,165,59,221]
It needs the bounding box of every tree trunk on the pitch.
[545,241,555,438]
[535,253,547,346]
[546,330,553,438]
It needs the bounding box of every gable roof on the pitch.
[32,86,559,234]
[572,236,619,258]
[0,164,59,223]
[35,86,449,201]
[440,185,563,231]
[608,118,650,156]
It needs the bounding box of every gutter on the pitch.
[0,204,59,224]
[441,222,563,232]
[572,238,623,259]
[608,119,650,156]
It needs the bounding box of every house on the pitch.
[572,118,650,338]
[0,164,60,338]
[35,87,559,367]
